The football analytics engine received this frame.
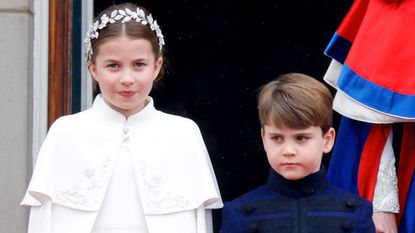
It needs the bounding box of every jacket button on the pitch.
[345,198,357,208]
[240,204,255,214]
[341,220,354,232]
[248,223,259,233]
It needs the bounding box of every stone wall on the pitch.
[0,0,31,232]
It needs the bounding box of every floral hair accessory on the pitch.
[84,7,165,61]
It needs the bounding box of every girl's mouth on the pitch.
[119,91,135,97]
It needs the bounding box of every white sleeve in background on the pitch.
[196,207,213,233]
[27,201,52,233]
[205,209,213,233]
[373,129,400,213]
[24,194,98,233]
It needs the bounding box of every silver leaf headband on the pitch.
[84,7,165,61]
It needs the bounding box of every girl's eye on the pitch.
[107,64,118,68]
[135,62,146,67]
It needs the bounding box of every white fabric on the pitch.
[28,202,98,233]
[324,59,413,123]
[22,95,223,233]
[323,58,342,89]
[372,129,400,213]
[27,203,212,233]
[50,204,98,233]
[91,144,148,233]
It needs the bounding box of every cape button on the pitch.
[248,223,259,233]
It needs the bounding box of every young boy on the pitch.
[220,73,375,233]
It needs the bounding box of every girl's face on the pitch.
[261,124,335,180]
[89,36,162,118]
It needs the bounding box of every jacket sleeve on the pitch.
[220,203,244,233]
[356,200,376,233]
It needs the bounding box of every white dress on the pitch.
[91,142,148,233]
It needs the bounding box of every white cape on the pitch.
[22,95,223,233]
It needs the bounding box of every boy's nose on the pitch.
[282,144,295,157]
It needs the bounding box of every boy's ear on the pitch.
[260,127,267,148]
[322,127,335,154]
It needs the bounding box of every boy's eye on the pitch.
[296,136,308,141]
[271,136,282,141]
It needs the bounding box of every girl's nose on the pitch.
[120,70,135,84]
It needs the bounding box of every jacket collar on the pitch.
[265,166,329,198]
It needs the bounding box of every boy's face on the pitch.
[261,124,335,180]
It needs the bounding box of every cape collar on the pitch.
[91,94,157,125]
[265,166,329,198]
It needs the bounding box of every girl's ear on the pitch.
[88,62,98,81]
[322,127,335,154]
[153,57,163,80]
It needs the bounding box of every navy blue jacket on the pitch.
[220,168,375,233]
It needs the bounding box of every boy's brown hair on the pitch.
[258,73,333,134]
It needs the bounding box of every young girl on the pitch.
[21,3,222,233]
